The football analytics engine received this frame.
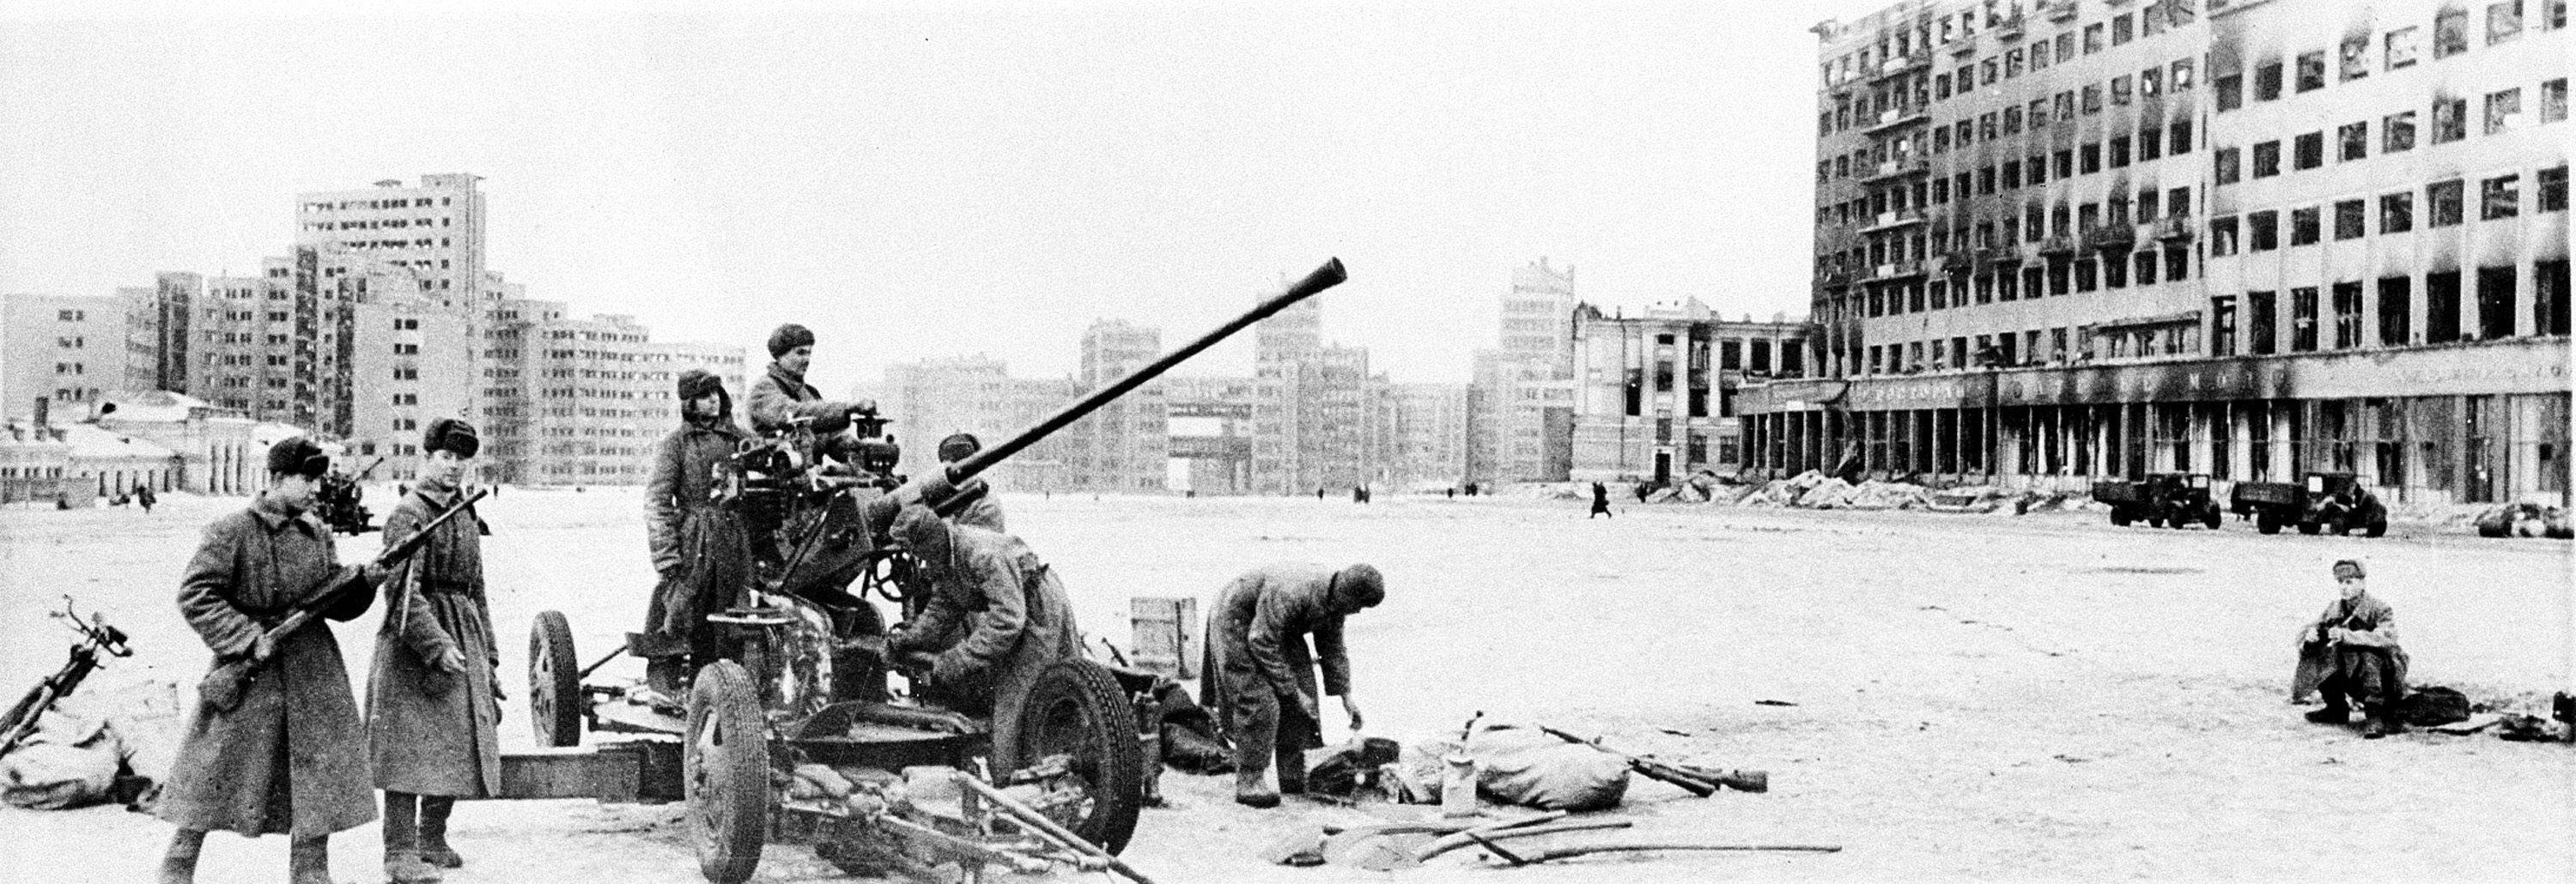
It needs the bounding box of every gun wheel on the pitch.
[687,660,770,884]
[1012,658,1146,855]
[528,611,582,748]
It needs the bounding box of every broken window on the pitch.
[2482,173,2520,220]
[2292,207,2322,245]
[2429,178,2465,227]
[2489,0,2524,43]
[2297,51,2326,92]
[2383,111,2418,151]
[2386,27,2421,69]
[2339,121,2368,160]
[2435,8,2470,57]
[2250,209,2280,251]
[2378,276,2412,345]
[2215,146,2241,184]
[2336,198,2367,239]
[2433,95,2468,143]
[2380,191,2415,233]
[2292,287,2320,351]
[2334,282,2365,348]
[2485,88,2523,133]
[2252,140,2281,178]
[2340,34,2371,80]
[2542,164,2568,211]
[2255,59,2284,100]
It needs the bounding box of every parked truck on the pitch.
[2228,471,2388,536]
[2093,472,2221,530]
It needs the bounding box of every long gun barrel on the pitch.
[953,258,1345,485]
[914,257,1347,515]
[196,488,489,712]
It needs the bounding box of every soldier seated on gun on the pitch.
[882,505,1083,773]
[2293,559,2410,738]
[749,323,878,453]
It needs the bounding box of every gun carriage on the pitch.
[498,259,1348,884]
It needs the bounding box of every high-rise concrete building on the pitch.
[2,294,130,421]
[1467,259,1580,484]
[1760,0,2567,504]
[295,174,487,309]
[1252,288,1323,494]
[877,354,1077,492]
[1570,299,1809,482]
[1390,381,1469,491]
[1163,375,1261,494]
[481,303,745,485]
[1071,319,1169,493]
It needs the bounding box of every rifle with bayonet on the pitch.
[0,597,131,758]
[196,488,489,712]
[1536,724,1768,796]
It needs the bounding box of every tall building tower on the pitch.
[294,174,487,309]
[1,294,130,421]
[1468,258,1580,484]
[1075,319,1168,493]
[1753,0,2567,504]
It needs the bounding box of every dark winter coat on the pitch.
[1200,563,1352,732]
[748,362,852,436]
[367,476,501,797]
[2292,590,2409,703]
[158,493,378,837]
[645,414,754,637]
[895,525,1084,771]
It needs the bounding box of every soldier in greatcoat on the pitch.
[936,432,1006,533]
[2293,559,2411,738]
[884,506,1085,773]
[747,323,877,438]
[637,369,754,700]
[367,419,498,883]
[155,437,386,884]
[1200,563,1384,808]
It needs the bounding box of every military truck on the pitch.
[2228,471,2387,536]
[2092,472,2221,530]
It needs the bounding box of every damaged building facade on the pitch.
[1568,299,1810,483]
[1755,0,2569,506]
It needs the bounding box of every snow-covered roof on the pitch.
[59,423,178,461]
[100,390,240,423]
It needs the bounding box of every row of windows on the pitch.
[2213,82,2567,185]
[1823,126,2199,233]
[307,216,450,232]
[2208,166,2569,255]
[2209,261,2573,357]
[301,196,453,212]
[1825,0,2202,108]
[2211,1,2567,113]
[1844,245,2197,322]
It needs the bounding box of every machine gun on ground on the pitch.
[315,455,386,535]
[1537,724,1768,796]
[0,597,133,759]
[512,258,1349,884]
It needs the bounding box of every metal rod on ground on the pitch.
[1477,842,1845,865]
[1413,819,1634,863]
[954,772,1157,884]
[576,649,621,679]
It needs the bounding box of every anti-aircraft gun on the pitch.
[510,258,1349,884]
[313,456,386,535]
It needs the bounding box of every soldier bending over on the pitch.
[1200,563,1384,808]
[884,506,1084,772]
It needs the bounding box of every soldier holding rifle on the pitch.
[154,438,392,884]
[368,418,500,883]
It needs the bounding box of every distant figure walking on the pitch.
[1589,482,1613,518]
[135,482,157,513]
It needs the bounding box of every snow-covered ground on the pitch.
[2,487,2568,882]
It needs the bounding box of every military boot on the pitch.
[1233,770,1280,808]
[417,796,462,869]
[157,827,205,884]
[382,791,442,883]
[2362,705,2405,739]
[1273,742,1308,796]
[288,835,333,884]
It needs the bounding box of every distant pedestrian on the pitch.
[1589,482,1612,518]
[1445,487,1455,500]
[136,482,157,513]
[1315,487,1326,500]
[1634,481,1652,503]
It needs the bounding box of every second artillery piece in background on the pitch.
[504,258,1352,884]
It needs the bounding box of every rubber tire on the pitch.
[2148,515,2166,529]
[2257,515,2283,535]
[687,660,769,884]
[2366,519,2387,538]
[2203,507,2222,530]
[2111,511,2131,527]
[528,611,582,748]
[2297,521,2323,535]
[1011,658,1145,856]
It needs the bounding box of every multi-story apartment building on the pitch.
[2,294,130,419]
[295,174,487,309]
[1760,0,2567,505]
[1570,300,1810,482]
[1071,319,1170,493]
[1390,381,1469,491]
[1253,288,1324,494]
[1163,374,1261,494]
[486,305,745,485]
[1467,259,1579,485]
[877,354,1075,493]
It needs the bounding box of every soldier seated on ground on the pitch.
[2293,559,2410,738]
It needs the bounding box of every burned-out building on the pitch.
[1569,299,1809,483]
[1761,0,2568,505]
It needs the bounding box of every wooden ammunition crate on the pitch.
[1127,596,1199,680]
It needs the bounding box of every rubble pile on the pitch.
[2468,502,2573,539]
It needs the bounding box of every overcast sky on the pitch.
[1,0,1887,392]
